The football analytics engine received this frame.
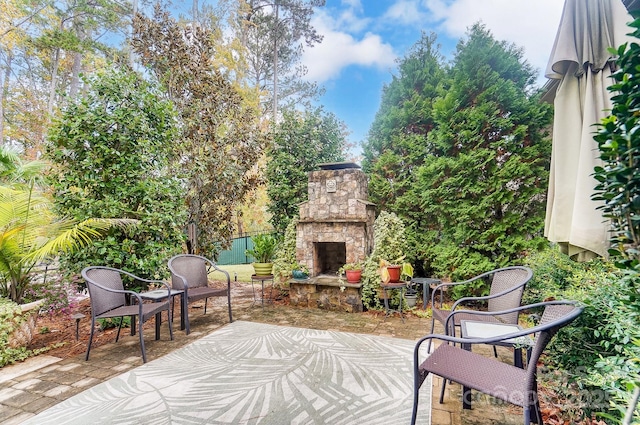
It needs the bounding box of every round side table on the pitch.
[380,281,407,323]
[251,274,274,308]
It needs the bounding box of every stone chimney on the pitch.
[297,162,375,276]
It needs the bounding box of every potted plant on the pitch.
[405,282,418,308]
[338,262,363,283]
[379,256,414,284]
[291,263,309,280]
[245,233,277,276]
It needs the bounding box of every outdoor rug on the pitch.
[23,321,432,424]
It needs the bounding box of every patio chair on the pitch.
[429,266,533,400]
[168,254,233,335]
[83,266,174,363]
[411,300,583,425]
[430,266,533,340]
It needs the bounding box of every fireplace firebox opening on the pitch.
[314,242,346,275]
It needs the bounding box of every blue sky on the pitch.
[300,0,568,158]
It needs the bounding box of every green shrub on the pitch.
[0,297,27,367]
[272,218,298,285]
[522,245,612,305]
[98,316,131,330]
[523,247,638,421]
[360,211,410,310]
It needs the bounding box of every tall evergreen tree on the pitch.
[237,0,325,116]
[132,6,266,254]
[418,24,552,281]
[363,24,552,284]
[363,31,445,217]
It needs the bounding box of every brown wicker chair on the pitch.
[430,266,532,339]
[168,254,233,335]
[429,266,533,400]
[412,300,583,425]
[83,266,174,363]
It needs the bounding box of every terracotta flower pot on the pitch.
[386,265,401,283]
[345,269,362,283]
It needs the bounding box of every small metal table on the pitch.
[251,275,274,309]
[410,277,441,310]
[140,289,184,340]
[460,320,534,368]
[380,282,407,323]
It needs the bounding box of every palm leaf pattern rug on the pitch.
[23,321,432,424]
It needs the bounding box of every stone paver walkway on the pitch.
[0,284,522,425]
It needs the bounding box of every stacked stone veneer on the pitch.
[297,166,376,275]
[289,280,363,313]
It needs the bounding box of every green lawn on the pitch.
[209,264,255,283]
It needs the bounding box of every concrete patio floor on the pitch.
[0,283,522,424]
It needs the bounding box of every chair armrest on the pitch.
[210,262,231,289]
[171,272,190,291]
[416,300,581,362]
[414,327,536,366]
[118,271,173,299]
[200,257,231,291]
[88,280,144,307]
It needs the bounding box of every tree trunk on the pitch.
[47,47,60,118]
[0,53,12,144]
[272,0,278,120]
[69,15,86,100]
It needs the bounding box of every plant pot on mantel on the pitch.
[252,262,273,277]
[345,269,362,283]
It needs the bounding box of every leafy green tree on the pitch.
[266,106,346,234]
[1,0,130,154]
[46,68,186,283]
[132,6,266,254]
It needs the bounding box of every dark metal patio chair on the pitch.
[430,266,533,400]
[412,300,583,425]
[83,266,174,363]
[168,254,233,335]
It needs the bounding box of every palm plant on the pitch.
[0,147,136,304]
[0,186,136,303]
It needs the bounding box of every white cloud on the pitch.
[383,0,429,26]
[301,8,396,82]
[423,0,566,81]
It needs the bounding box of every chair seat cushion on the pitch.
[421,343,529,407]
[186,286,227,303]
[97,301,169,322]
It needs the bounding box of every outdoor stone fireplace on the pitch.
[289,162,375,312]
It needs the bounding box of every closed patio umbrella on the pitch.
[544,0,633,259]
